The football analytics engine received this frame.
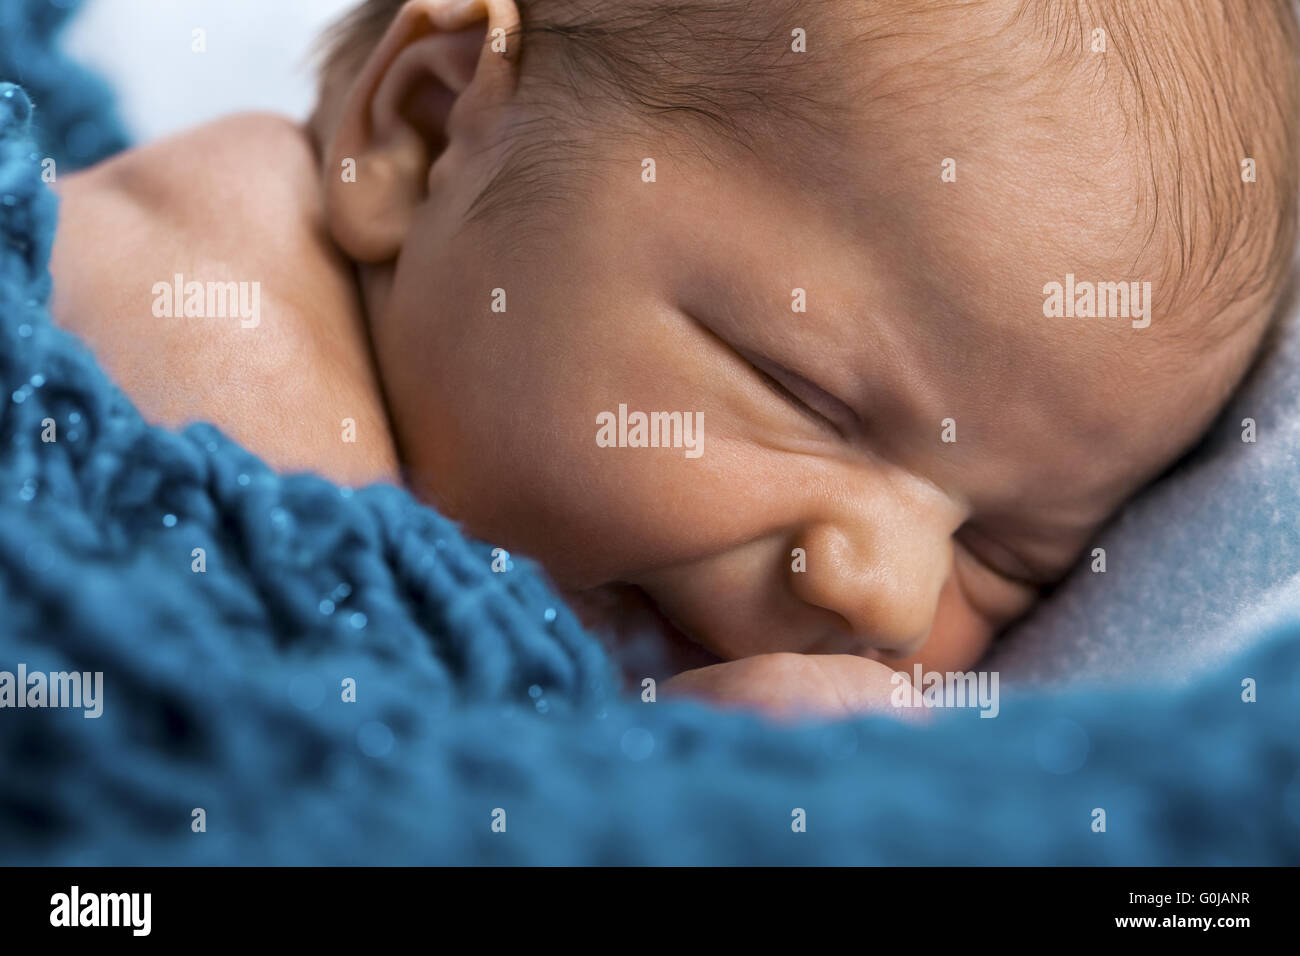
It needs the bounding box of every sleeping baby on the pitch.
[47,0,1299,717]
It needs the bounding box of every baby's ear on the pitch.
[324,0,521,263]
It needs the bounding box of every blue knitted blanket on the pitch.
[1,0,1298,865]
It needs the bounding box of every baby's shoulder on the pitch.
[49,114,401,487]
[71,112,317,237]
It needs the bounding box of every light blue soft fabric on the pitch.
[989,271,1300,687]
[1,0,1298,865]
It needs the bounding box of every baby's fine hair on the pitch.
[318,0,1300,337]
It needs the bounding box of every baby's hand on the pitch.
[662,653,911,722]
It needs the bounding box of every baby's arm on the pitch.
[567,586,914,720]
[663,653,906,721]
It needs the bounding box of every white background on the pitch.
[64,0,357,143]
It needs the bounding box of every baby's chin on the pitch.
[563,582,722,683]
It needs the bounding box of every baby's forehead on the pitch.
[821,0,1292,327]
[660,152,1245,532]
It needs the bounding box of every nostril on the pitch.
[871,633,929,661]
[793,572,932,659]
[790,522,949,657]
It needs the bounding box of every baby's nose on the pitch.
[787,481,958,654]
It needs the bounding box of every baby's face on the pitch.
[368,37,1258,674]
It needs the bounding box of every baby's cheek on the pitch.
[888,572,1002,674]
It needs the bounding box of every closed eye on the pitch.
[734,347,855,439]
[955,524,1048,590]
[680,308,859,439]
